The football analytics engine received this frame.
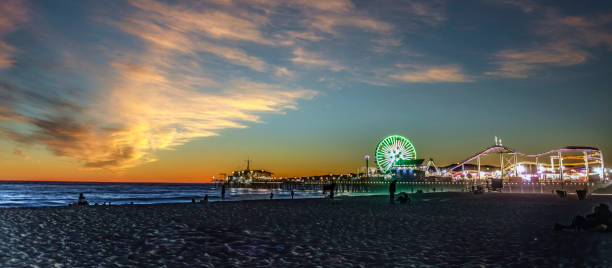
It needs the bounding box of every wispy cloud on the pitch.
[487,2,612,78]
[487,0,537,13]
[308,14,392,35]
[0,0,319,169]
[117,2,271,72]
[370,37,403,54]
[0,0,28,68]
[290,0,356,13]
[13,148,29,159]
[389,65,471,83]
[487,43,587,78]
[127,0,273,45]
[403,0,446,25]
[260,0,393,38]
[274,67,295,78]
[291,48,344,71]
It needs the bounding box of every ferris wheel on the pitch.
[375,135,417,173]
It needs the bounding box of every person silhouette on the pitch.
[389,179,397,204]
[291,190,295,199]
[221,184,226,200]
[77,193,88,206]
[555,203,612,231]
[270,191,274,200]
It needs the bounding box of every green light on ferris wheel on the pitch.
[375,135,416,174]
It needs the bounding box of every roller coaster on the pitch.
[449,143,606,182]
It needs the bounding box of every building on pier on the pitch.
[228,160,274,183]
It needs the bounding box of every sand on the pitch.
[1,193,611,267]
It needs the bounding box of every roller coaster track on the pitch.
[450,145,602,171]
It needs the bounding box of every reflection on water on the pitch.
[0,182,329,208]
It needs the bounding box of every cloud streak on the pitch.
[487,43,588,78]
[0,0,28,68]
[13,148,28,159]
[291,48,344,71]
[487,2,612,78]
[390,65,471,83]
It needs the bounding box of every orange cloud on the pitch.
[309,14,392,35]
[292,0,355,13]
[128,0,273,45]
[390,65,471,83]
[13,148,28,159]
[0,0,319,169]
[117,13,269,72]
[90,68,316,168]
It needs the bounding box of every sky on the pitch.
[0,0,611,182]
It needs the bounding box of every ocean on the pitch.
[0,181,324,208]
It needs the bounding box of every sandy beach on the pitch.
[1,193,611,267]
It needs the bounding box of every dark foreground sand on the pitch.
[1,193,612,267]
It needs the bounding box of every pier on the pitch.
[225,180,612,196]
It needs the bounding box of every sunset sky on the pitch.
[1,0,611,182]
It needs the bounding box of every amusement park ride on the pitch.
[372,135,428,179]
[370,135,608,182]
[448,136,607,182]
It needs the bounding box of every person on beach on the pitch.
[554,203,612,232]
[76,193,88,206]
[203,194,209,204]
[270,191,274,200]
[221,184,226,200]
[389,179,397,204]
[396,192,410,204]
[330,181,336,200]
[291,190,295,199]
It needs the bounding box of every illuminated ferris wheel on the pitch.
[375,135,417,173]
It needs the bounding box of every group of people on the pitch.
[555,203,612,232]
[323,182,336,199]
[71,193,127,206]
[389,179,411,204]
[73,193,88,206]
